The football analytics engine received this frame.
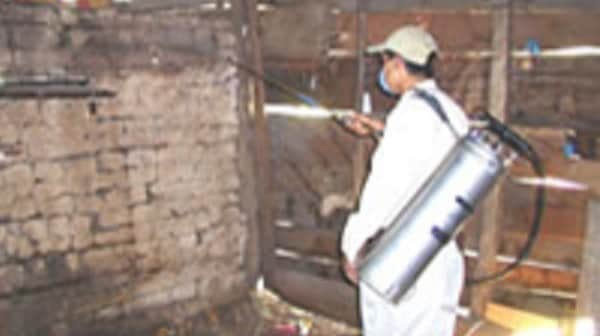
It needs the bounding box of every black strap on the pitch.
[413,88,461,138]
[413,88,449,123]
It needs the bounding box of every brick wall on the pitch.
[0,6,258,336]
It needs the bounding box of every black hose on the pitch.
[226,57,321,107]
[467,115,546,285]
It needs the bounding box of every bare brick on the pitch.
[98,152,127,172]
[11,197,37,220]
[63,158,96,193]
[72,216,93,250]
[74,195,102,214]
[126,291,170,312]
[132,204,159,226]
[2,164,34,197]
[38,195,74,217]
[22,219,49,248]
[97,206,130,229]
[82,247,134,274]
[17,238,35,259]
[0,189,16,209]
[34,162,63,182]
[13,26,61,50]
[94,227,133,246]
[92,170,128,191]
[129,185,148,204]
[48,217,72,252]
[171,281,195,302]
[24,124,94,160]
[33,183,68,204]
[3,226,20,258]
[0,264,24,295]
[65,253,80,274]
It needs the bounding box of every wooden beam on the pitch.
[470,0,512,317]
[334,0,600,12]
[334,12,600,58]
[246,0,277,286]
[577,198,600,336]
[231,0,259,287]
[564,161,600,196]
[275,255,343,281]
[271,269,359,326]
[123,0,216,11]
[230,0,275,288]
[275,226,340,258]
[351,0,369,203]
[485,302,560,331]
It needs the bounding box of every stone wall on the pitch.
[0,5,258,336]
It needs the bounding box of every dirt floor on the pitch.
[253,289,359,336]
[155,288,576,336]
[188,288,359,336]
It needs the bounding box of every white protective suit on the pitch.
[341,79,469,336]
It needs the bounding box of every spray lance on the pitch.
[228,58,546,303]
[226,57,354,122]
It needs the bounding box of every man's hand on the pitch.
[342,113,385,137]
[342,256,359,285]
[341,229,386,285]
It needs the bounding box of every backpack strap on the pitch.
[413,88,462,139]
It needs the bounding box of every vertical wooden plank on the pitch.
[577,198,600,336]
[230,0,275,286]
[351,0,369,202]
[471,0,512,317]
[230,0,259,287]
[246,0,276,286]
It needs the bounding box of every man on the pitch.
[341,26,469,335]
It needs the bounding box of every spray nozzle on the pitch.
[479,113,533,158]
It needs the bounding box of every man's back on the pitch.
[350,80,468,336]
[341,79,469,263]
[341,25,470,336]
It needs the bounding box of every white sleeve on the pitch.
[341,99,442,264]
[340,212,367,264]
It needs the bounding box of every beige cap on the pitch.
[367,25,438,66]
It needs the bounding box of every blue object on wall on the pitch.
[527,38,541,56]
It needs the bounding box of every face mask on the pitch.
[378,68,397,96]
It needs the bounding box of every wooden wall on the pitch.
[263,6,600,324]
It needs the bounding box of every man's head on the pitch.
[367,25,438,95]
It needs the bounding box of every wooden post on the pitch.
[471,0,512,316]
[231,0,276,286]
[247,0,276,286]
[351,0,369,202]
[577,198,600,336]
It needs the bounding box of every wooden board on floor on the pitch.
[270,269,360,326]
[577,198,600,336]
[275,226,340,259]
